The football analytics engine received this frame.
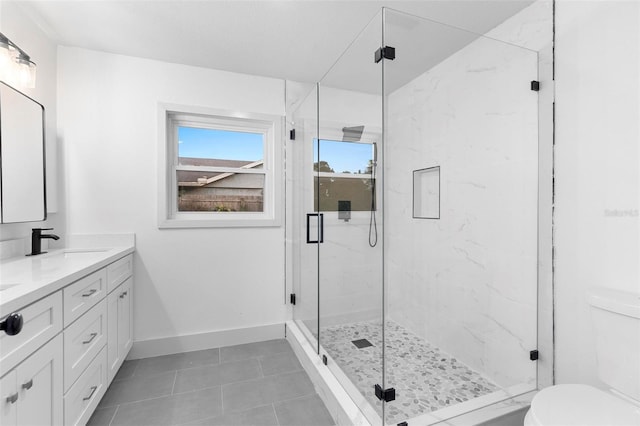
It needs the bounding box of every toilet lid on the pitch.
[529,384,640,426]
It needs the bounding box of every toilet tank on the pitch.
[588,287,640,402]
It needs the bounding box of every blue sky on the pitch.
[178,127,372,173]
[314,139,373,174]
[178,127,263,161]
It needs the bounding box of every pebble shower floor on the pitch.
[321,320,498,424]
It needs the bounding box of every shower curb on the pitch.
[286,321,374,426]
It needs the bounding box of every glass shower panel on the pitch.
[317,10,385,424]
[289,83,320,350]
[382,8,539,425]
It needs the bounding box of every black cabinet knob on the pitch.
[0,313,24,336]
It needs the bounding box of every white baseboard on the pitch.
[128,323,285,359]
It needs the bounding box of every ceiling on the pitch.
[14,0,533,84]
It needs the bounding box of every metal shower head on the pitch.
[342,125,364,142]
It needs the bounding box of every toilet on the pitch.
[525,287,640,426]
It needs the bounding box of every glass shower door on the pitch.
[316,10,386,424]
[289,83,320,349]
[382,8,539,425]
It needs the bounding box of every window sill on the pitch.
[158,215,281,229]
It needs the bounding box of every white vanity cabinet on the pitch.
[0,250,134,426]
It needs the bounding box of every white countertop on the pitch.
[0,243,134,317]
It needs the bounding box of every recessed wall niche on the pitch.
[413,166,440,219]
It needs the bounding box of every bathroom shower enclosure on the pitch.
[287,7,541,425]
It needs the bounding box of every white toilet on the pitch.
[524,287,640,426]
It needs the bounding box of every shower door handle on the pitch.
[306,213,324,244]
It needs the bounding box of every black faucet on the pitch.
[29,228,60,256]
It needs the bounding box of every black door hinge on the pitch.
[375,384,396,402]
[290,129,296,140]
[375,46,396,63]
[530,350,539,361]
[290,293,296,305]
[531,80,540,91]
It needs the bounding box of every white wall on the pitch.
[554,0,639,387]
[57,47,287,349]
[0,1,60,254]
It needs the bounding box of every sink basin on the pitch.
[61,249,110,259]
[0,283,20,292]
[37,248,111,260]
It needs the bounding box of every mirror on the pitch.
[0,82,46,223]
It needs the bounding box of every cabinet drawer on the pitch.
[64,346,107,426]
[0,291,62,377]
[63,269,107,327]
[107,254,133,293]
[64,299,107,392]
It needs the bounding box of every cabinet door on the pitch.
[106,288,120,383]
[16,334,63,426]
[0,370,17,426]
[107,277,133,384]
[118,278,133,359]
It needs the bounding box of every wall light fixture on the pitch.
[0,32,36,89]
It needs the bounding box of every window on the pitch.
[313,139,376,212]
[158,104,283,228]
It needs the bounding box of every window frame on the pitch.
[313,133,380,213]
[158,103,283,228]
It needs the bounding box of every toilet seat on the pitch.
[525,384,640,426]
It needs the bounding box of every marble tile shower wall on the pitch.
[385,11,541,388]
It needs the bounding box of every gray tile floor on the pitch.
[88,339,335,426]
